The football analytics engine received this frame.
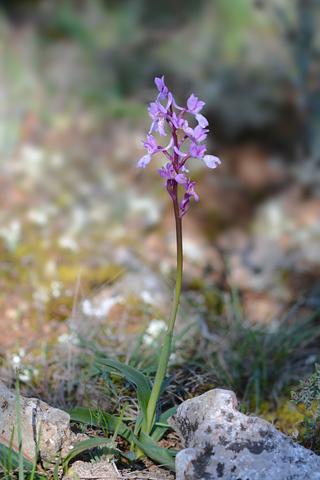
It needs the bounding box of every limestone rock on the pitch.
[168,388,320,480]
[0,380,87,467]
[64,460,118,479]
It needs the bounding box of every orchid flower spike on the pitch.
[137,76,221,216]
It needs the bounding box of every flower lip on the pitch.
[195,113,209,128]
[137,153,152,168]
[203,155,221,169]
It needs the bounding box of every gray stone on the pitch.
[0,380,87,467]
[168,388,320,480]
[63,460,118,479]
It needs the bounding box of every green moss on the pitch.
[188,277,205,291]
[204,290,224,314]
[194,383,216,396]
[257,398,306,434]
[0,226,124,324]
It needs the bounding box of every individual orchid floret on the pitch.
[148,101,168,136]
[142,133,159,153]
[180,180,199,217]
[170,111,186,130]
[189,143,220,169]
[184,179,199,201]
[155,76,168,100]
[186,94,209,128]
[187,94,205,114]
[192,125,208,143]
[158,163,187,184]
[183,122,208,144]
[148,94,173,136]
[137,135,173,168]
[189,142,207,159]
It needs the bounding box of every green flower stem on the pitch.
[168,188,183,334]
[145,186,183,435]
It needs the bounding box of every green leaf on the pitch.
[67,407,133,444]
[133,411,145,436]
[53,454,61,480]
[159,373,175,396]
[0,444,47,480]
[95,358,151,422]
[0,443,25,468]
[63,437,112,462]
[132,431,175,472]
[151,406,178,443]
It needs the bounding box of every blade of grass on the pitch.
[82,370,109,436]
[30,422,42,480]
[15,380,24,480]
[0,439,50,480]
[53,454,61,480]
[110,402,127,445]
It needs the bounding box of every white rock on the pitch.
[0,380,86,467]
[168,388,320,480]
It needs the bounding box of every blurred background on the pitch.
[0,0,319,354]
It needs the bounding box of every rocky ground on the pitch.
[0,16,320,480]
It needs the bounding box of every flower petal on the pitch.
[187,94,197,111]
[187,94,205,113]
[155,75,168,100]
